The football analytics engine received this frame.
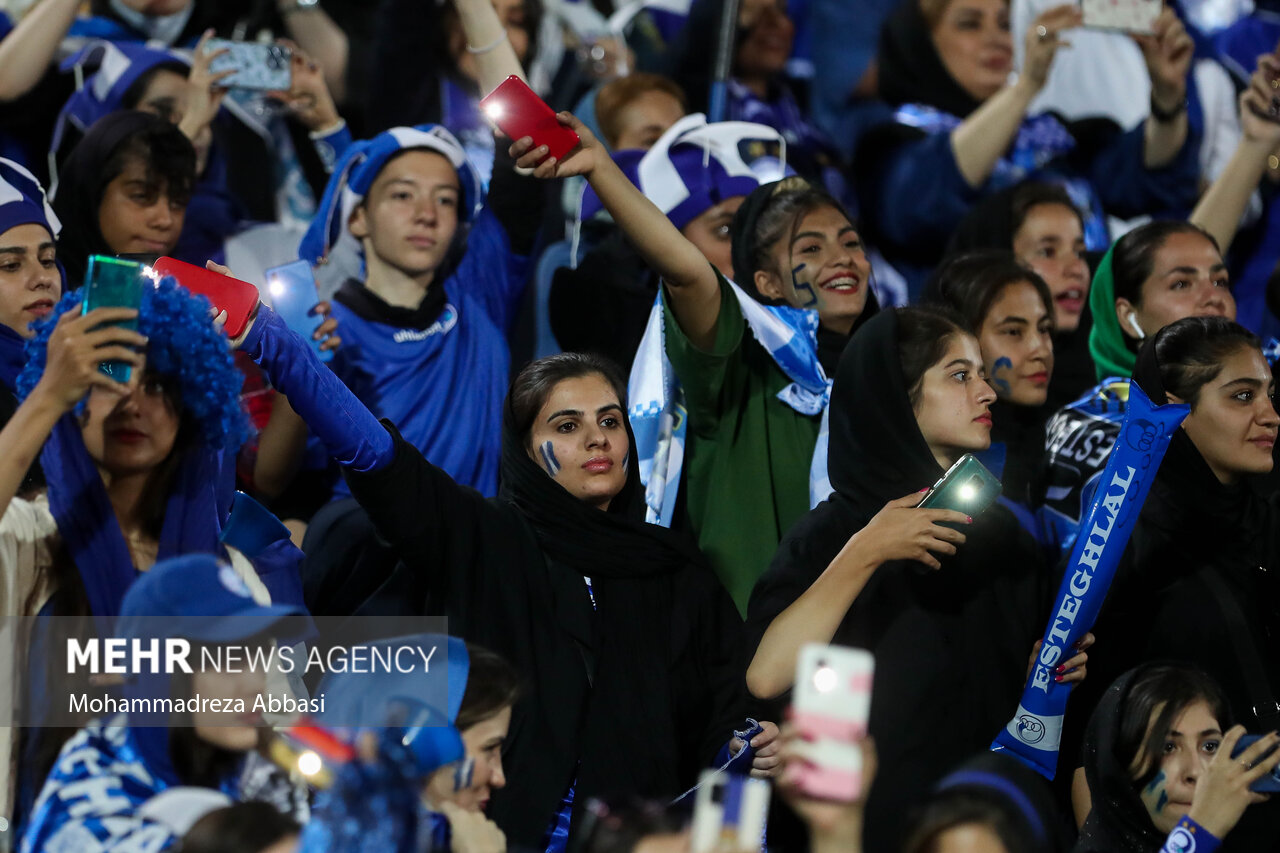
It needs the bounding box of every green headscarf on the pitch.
[1087,242,1137,382]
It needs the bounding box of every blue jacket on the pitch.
[328,207,530,498]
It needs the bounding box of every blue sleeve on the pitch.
[241,306,394,473]
[1159,817,1221,853]
[871,132,984,251]
[1077,83,1204,219]
[311,122,353,174]
[450,206,532,333]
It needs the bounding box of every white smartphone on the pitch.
[789,643,874,802]
[1080,0,1160,34]
[690,773,770,853]
[206,39,292,90]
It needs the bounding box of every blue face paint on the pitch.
[991,384,1189,779]
[622,450,630,473]
[991,356,1014,397]
[539,441,561,478]
[791,263,817,308]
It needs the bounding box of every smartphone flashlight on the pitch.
[813,663,838,694]
[483,102,504,121]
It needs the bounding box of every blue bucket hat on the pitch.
[0,157,61,242]
[299,125,484,265]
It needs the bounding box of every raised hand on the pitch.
[1137,8,1194,115]
[1021,5,1083,93]
[508,112,602,180]
[851,490,971,571]
[33,308,146,409]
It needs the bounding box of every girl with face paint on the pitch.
[1063,319,1280,848]
[923,251,1056,539]
[745,308,1085,850]
[236,292,781,847]
[1077,663,1280,853]
[526,109,879,615]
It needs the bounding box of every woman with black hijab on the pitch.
[947,181,1096,410]
[238,297,777,849]
[745,307,1082,850]
[1076,663,1280,853]
[854,0,1200,293]
[51,110,195,286]
[922,250,1056,541]
[1067,317,1280,847]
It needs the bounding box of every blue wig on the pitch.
[16,274,250,450]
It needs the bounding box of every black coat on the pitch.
[344,424,748,847]
[747,310,1052,851]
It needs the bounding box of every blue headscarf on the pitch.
[0,157,63,388]
[299,124,483,266]
[15,276,252,632]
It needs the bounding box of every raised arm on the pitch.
[1190,54,1280,253]
[745,493,970,699]
[951,5,1081,187]
[277,1,349,103]
[1135,7,1195,170]
[456,0,526,93]
[0,0,80,102]
[512,112,724,349]
[0,309,145,518]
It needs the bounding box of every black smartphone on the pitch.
[918,454,1002,524]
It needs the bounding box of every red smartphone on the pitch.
[479,75,580,161]
[152,256,259,339]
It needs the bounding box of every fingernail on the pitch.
[966,516,973,524]
[918,487,928,493]
[1055,674,1064,682]
[1055,664,1065,673]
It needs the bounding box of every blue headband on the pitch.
[299,124,483,265]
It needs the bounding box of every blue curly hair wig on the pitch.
[15,274,251,450]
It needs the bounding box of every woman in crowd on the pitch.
[857,0,1201,291]
[946,181,1094,409]
[1041,220,1235,548]
[20,554,311,852]
[1070,317,1280,846]
[52,110,195,287]
[903,752,1071,852]
[239,296,777,846]
[1076,663,1280,852]
[0,158,62,491]
[0,275,305,827]
[923,251,1055,539]
[745,306,1088,850]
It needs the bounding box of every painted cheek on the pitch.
[990,356,1014,397]
[790,263,817,308]
[538,440,562,478]
[1140,770,1170,816]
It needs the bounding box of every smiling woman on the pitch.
[52,111,196,288]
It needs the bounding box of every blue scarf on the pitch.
[629,275,830,526]
[893,103,1111,251]
[41,420,233,636]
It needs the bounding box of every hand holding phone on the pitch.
[919,454,1002,520]
[480,75,580,162]
[264,260,332,363]
[152,257,259,339]
[1230,732,1280,793]
[205,39,292,91]
[787,644,873,803]
[82,255,147,383]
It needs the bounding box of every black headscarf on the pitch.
[497,385,729,797]
[878,0,984,118]
[1075,666,1170,853]
[747,309,1049,850]
[53,111,184,288]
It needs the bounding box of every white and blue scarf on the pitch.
[628,276,831,526]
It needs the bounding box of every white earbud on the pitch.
[1127,315,1145,339]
